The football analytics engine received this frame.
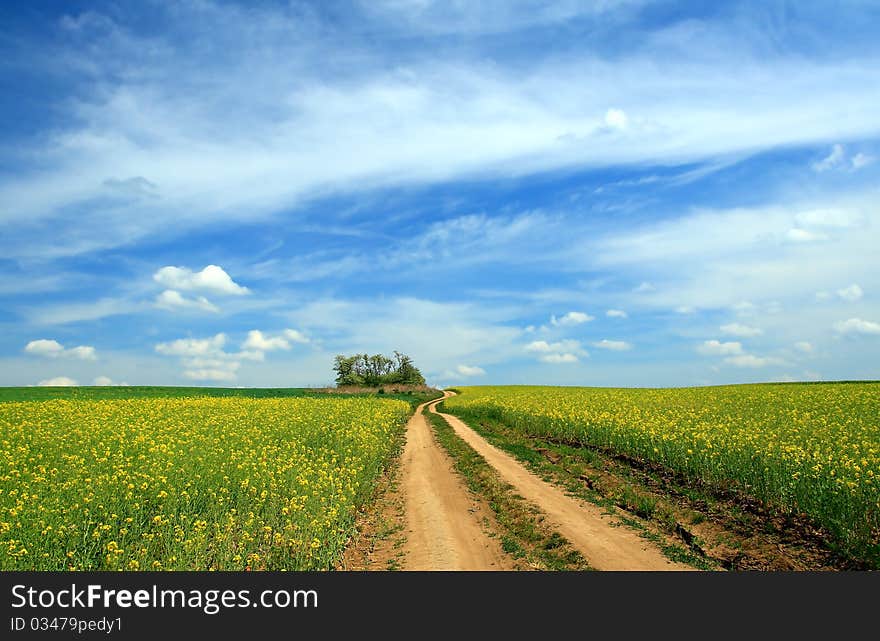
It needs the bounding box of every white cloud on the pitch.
[155,334,227,357]
[851,152,874,170]
[540,353,579,364]
[456,364,486,377]
[154,329,308,383]
[697,340,743,356]
[242,330,290,352]
[24,339,97,360]
[283,329,310,344]
[794,341,813,353]
[93,376,128,386]
[606,309,628,318]
[5,2,880,265]
[719,323,763,337]
[724,354,782,368]
[155,289,219,313]
[812,145,874,172]
[66,346,97,360]
[675,306,696,314]
[550,311,594,326]
[812,143,845,172]
[592,339,632,351]
[37,376,78,386]
[24,339,64,357]
[834,318,880,335]
[815,291,832,302]
[526,339,586,364]
[604,108,628,130]
[837,284,863,302]
[633,282,655,293]
[153,265,248,296]
[525,339,583,354]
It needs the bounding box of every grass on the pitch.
[424,409,592,571]
[444,383,880,567]
[437,406,716,570]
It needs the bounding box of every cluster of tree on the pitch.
[332,351,425,387]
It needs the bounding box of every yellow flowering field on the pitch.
[445,384,880,562]
[0,396,410,570]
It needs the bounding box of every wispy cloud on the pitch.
[592,339,632,351]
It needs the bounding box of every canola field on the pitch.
[444,384,880,562]
[0,396,410,570]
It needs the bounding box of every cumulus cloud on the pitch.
[153,265,248,296]
[242,330,291,352]
[37,376,78,386]
[724,354,782,368]
[525,339,583,354]
[24,339,64,357]
[719,323,763,337]
[155,330,304,382]
[794,341,813,353]
[592,339,632,351]
[526,339,585,364]
[155,289,219,313]
[155,334,227,357]
[550,311,594,326]
[456,364,486,377]
[283,329,310,344]
[697,340,744,356]
[837,284,863,302]
[24,339,97,360]
[834,318,880,335]
[606,309,627,318]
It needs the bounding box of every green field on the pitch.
[0,388,435,570]
[443,383,880,566]
[0,385,316,403]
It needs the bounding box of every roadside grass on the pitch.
[444,405,861,570]
[425,408,592,571]
[439,406,717,570]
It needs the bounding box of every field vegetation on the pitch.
[443,383,880,565]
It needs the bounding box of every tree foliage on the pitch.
[332,351,425,387]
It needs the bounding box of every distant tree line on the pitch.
[333,351,425,387]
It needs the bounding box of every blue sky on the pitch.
[2,0,879,388]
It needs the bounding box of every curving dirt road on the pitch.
[399,398,514,570]
[425,392,694,571]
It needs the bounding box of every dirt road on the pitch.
[427,392,693,571]
[399,398,514,570]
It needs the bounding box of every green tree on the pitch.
[332,351,425,387]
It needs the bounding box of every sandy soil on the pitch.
[429,393,694,571]
[399,398,515,570]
